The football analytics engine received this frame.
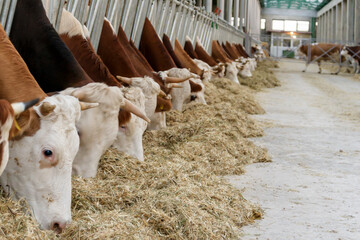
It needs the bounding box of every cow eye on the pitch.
[121,126,126,129]
[43,149,53,157]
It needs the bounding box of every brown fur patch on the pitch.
[174,39,203,76]
[195,42,218,66]
[0,100,14,125]
[189,80,202,93]
[12,109,41,141]
[118,109,132,126]
[162,34,185,68]
[184,40,198,59]
[139,18,177,71]
[155,96,172,112]
[212,41,232,63]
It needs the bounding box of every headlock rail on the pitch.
[1,0,260,56]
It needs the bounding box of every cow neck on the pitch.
[184,40,198,59]
[162,34,185,68]
[139,18,176,71]
[10,0,92,93]
[0,26,42,139]
[174,39,203,76]
[60,33,122,87]
[236,44,249,58]
[221,43,233,60]
[0,26,46,102]
[129,40,155,72]
[98,20,141,78]
[195,43,217,67]
[212,40,232,63]
[117,26,154,77]
[224,42,238,60]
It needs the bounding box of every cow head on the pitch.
[161,68,191,111]
[224,63,239,83]
[60,83,125,178]
[0,95,85,231]
[340,46,352,60]
[116,76,160,121]
[113,87,147,161]
[237,62,252,78]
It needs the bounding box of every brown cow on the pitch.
[298,43,343,74]
[162,34,185,68]
[212,40,232,63]
[0,22,95,231]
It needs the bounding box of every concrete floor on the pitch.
[228,60,360,240]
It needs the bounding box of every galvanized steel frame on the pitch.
[0,0,18,35]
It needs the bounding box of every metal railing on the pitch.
[2,0,260,56]
[0,0,18,35]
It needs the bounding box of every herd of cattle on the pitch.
[297,42,360,74]
[0,0,266,233]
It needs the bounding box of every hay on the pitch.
[0,76,270,239]
[239,60,281,90]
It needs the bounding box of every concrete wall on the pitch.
[261,8,316,32]
[317,0,360,44]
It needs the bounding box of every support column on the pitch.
[355,0,360,43]
[225,0,233,25]
[332,7,336,41]
[342,0,347,43]
[218,0,225,19]
[336,3,341,42]
[347,0,354,43]
[239,0,244,31]
[234,0,239,28]
[317,15,322,42]
[205,0,212,12]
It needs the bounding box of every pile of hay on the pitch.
[322,62,353,74]
[239,60,281,90]
[0,77,270,239]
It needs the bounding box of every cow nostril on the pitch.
[51,221,66,233]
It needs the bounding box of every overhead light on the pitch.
[292,35,297,39]
[290,31,294,35]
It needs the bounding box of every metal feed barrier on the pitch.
[1,0,260,56]
[0,0,18,35]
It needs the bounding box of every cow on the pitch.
[57,10,153,163]
[174,38,204,77]
[0,23,97,231]
[341,46,360,73]
[10,1,149,179]
[0,99,39,175]
[298,43,343,74]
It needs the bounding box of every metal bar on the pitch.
[131,0,146,40]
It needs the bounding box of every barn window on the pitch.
[272,20,284,31]
[261,19,266,30]
[284,20,297,31]
[297,21,310,32]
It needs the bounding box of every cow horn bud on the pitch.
[169,83,183,88]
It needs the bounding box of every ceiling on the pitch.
[260,0,331,10]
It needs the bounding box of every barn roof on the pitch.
[260,0,331,11]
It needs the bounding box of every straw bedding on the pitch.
[239,60,281,90]
[0,69,275,239]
